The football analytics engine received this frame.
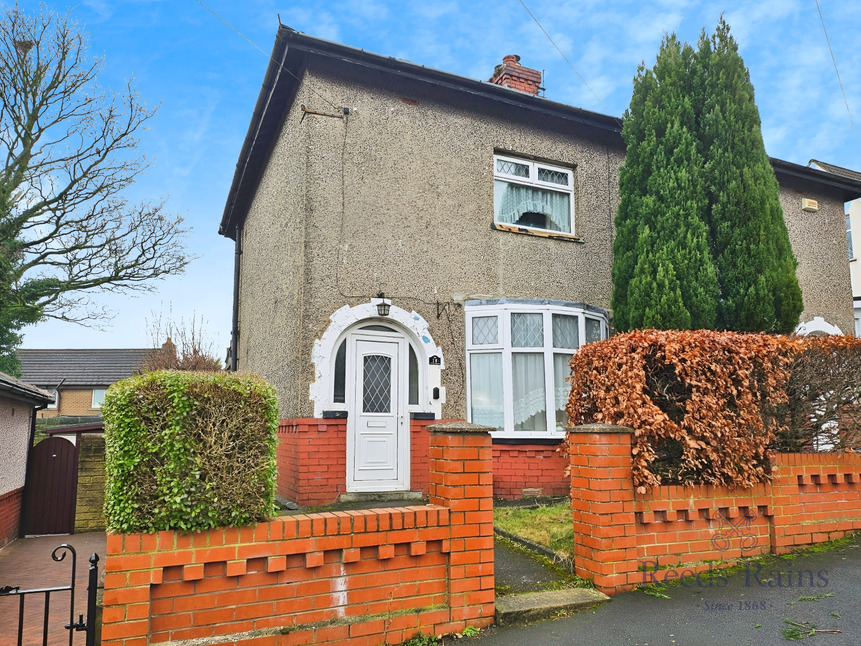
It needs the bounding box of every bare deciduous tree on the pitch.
[136,310,223,373]
[0,4,189,373]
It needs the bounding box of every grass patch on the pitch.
[494,501,574,560]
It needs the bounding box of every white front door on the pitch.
[347,334,409,492]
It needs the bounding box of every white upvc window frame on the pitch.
[92,388,107,409]
[465,301,608,440]
[493,154,575,235]
[46,388,58,409]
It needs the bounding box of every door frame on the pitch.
[309,303,444,420]
[346,329,410,493]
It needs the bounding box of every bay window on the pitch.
[466,301,608,438]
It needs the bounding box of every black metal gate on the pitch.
[0,544,99,646]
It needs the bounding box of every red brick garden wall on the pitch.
[278,418,565,505]
[0,487,23,549]
[277,418,456,507]
[101,423,495,646]
[277,419,346,506]
[569,424,861,594]
[492,444,568,498]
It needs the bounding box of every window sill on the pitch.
[491,222,584,243]
[490,430,567,443]
[491,436,564,445]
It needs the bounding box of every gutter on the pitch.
[770,157,861,202]
[230,224,242,371]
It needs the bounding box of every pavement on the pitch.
[479,531,861,646]
[0,532,106,646]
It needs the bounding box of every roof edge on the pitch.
[218,27,861,237]
[218,26,623,238]
[0,372,55,405]
[771,157,861,202]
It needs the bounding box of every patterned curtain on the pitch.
[497,184,570,232]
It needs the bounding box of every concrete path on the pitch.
[476,532,861,645]
[494,535,576,595]
[494,535,608,624]
[0,532,106,646]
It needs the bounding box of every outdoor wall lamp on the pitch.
[374,292,391,317]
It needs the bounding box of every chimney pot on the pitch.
[502,54,521,66]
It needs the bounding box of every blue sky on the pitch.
[16,0,861,352]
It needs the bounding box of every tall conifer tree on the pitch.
[612,19,803,333]
[612,35,718,331]
[698,19,803,332]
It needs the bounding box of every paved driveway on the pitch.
[0,533,106,646]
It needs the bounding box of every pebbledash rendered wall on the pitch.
[278,418,568,505]
[569,424,861,594]
[0,395,32,548]
[101,423,494,646]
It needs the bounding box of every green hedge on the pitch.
[103,371,278,532]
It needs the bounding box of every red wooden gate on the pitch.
[22,437,79,535]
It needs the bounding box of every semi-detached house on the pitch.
[220,27,861,506]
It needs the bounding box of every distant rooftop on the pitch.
[17,348,154,387]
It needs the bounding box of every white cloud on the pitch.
[80,0,113,22]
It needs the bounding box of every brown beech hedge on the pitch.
[567,329,796,491]
[775,334,861,453]
[567,330,861,491]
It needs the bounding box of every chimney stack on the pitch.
[488,55,543,96]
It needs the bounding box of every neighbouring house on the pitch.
[14,348,151,535]
[17,348,152,420]
[0,372,53,548]
[847,199,860,336]
[853,201,861,336]
[220,27,861,505]
[847,199,861,337]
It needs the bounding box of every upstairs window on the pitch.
[493,154,574,234]
[46,389,58,409]
[92,389,106,409]
[848,215,855,260]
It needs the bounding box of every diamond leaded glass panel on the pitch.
[511,313,544,347]
[585,318,603,344]
[497,159,529,177]
[472,316,498,345]
[538,167,569,186]
[363,355,391,413]
[552,314,579,349]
